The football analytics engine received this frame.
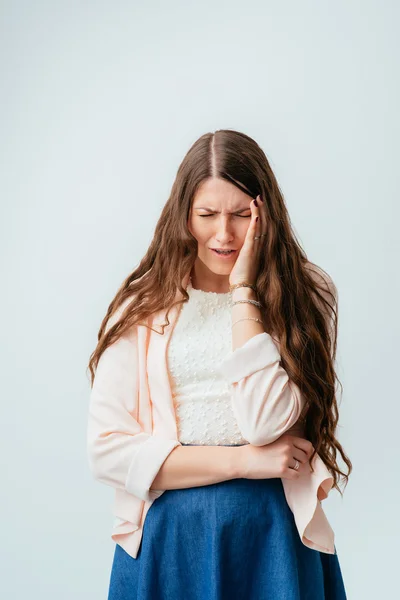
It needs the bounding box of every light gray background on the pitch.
[2,1,399,598]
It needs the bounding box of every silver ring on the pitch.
[254,233,267,240]
[293,459,300,471]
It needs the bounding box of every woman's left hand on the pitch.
[229,194,266,287]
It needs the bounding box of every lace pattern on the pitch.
[167,279,249,446]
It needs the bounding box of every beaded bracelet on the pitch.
[229,282,257,292]
[232,317,263,327]
[232,299,262,308]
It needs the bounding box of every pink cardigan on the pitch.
[87,271,335,560]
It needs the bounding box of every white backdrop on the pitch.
[2,1,399,598]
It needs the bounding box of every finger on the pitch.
[288,459,300,471]
[254,196,264,240]
[289,458,307,473]
[283,467,301,480]
[291,436,314,458]
[243,197,260,248]
[257,194,267,234]
[291,448,310,464]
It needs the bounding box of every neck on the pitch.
[190,269,230,294]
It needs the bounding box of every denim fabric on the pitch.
[108,445,347,600]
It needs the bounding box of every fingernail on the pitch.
[258,195,263,203]
[256,216,259,222]
[254,198,258,207]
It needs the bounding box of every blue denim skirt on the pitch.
[108,445,347,600]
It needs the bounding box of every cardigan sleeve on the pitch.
[217,268,338,447]
[217,332,305,446]
[86,301,181,502]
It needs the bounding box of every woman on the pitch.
[87,129,351,599]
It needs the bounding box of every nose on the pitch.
[215,216,234,244]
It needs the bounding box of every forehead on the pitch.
[192,177,252,209]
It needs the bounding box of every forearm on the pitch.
[218,287,304,446]
[150,444,242,491]
[231,286,265,350]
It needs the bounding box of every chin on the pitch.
[207,263,232,275]
[197,252,233,274]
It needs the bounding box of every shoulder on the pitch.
[104,296,138,335]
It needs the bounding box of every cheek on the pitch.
[189,219,209,244]
[187,219,198,241]
[237,221,250,245]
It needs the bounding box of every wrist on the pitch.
[231,287,258,301]
[231,445,249,478]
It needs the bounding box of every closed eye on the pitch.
[199,214,251,218]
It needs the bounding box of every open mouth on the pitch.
[210,249,237,257]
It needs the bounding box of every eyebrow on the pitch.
[193,207,251,213]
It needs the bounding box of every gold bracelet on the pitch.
[232,317,263,327]
[229,282,257,292]
[232,299,262,308]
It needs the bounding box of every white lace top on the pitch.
[167,278,249,446]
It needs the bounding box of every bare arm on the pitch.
[151,435,313,493]
[150,444,243,491]
[231,285,264,349]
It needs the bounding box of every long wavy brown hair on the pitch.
[87,128,352,495]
